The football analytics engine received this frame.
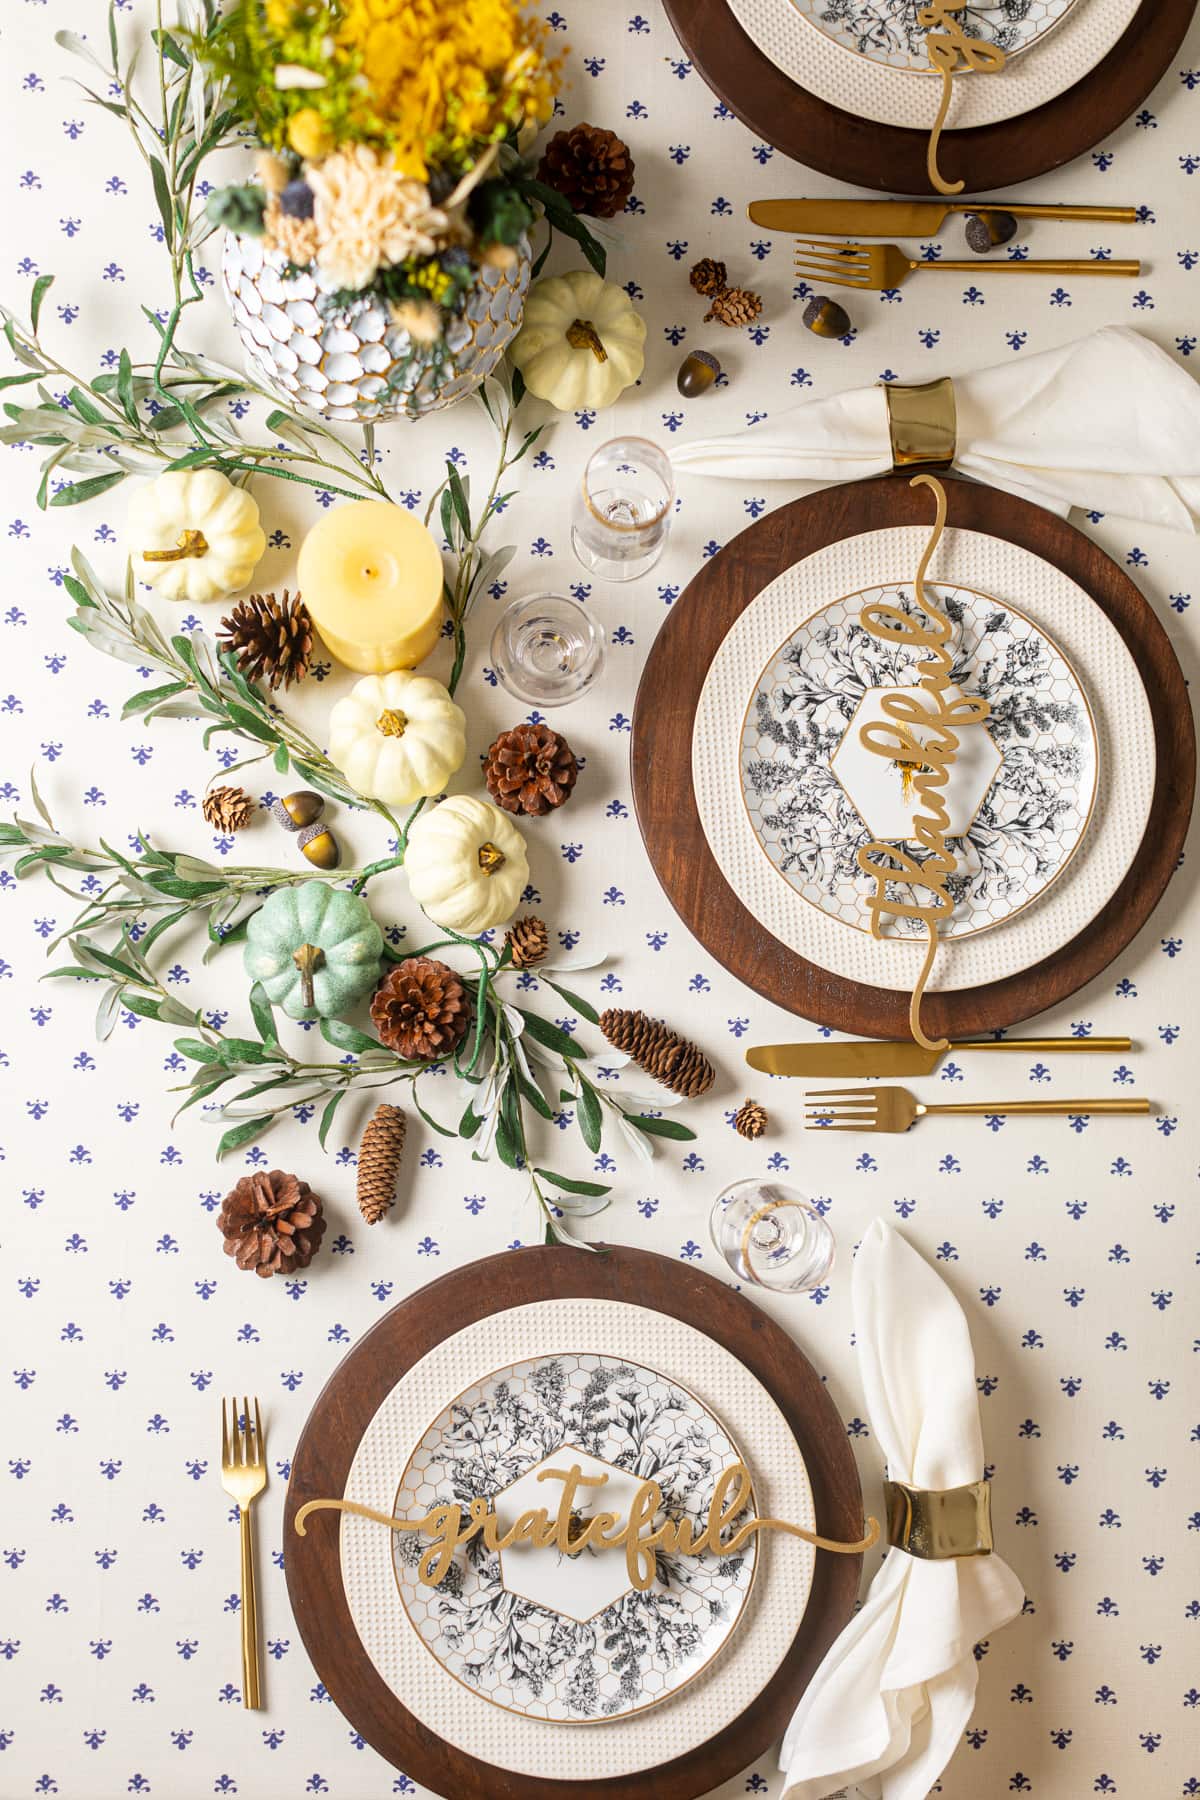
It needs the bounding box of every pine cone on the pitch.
[506,915,549,969]
[217,1169,325,1278]
[370,957,470,1060]
[356,1102,407,1225]
[537,124,635,219]
[689,256,728,297]
[218,590,314,690]
[484,723,578,817]
[705,285,763,327]
[734,1099,768,1140]
[202,784,255,832]
[599,1008,715,1098]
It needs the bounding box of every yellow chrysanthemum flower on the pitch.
[333,0,560,176]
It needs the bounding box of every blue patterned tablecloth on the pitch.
[3,4,1198,1796]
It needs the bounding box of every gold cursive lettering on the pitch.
[292,1458,881,1582]
[854,474,991,1050]
[917,4,1007,195]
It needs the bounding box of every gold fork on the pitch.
[794,239,1141,292]
[805,1086,1151,1132]
[220,1396,266,1709]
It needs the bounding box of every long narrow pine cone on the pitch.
[217,1169,326,1278]
[357,1103,407,1225]
[599,1008,715,1098]
[219,589,314,690]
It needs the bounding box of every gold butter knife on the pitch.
[747,1037,1132,1078]
[748,199,1138,237]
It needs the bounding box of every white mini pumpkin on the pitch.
[328,671,467,805]
[404,795,529,933]
[509,270,646,412]
[128,469,266,603]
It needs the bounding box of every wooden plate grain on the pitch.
[284,1245,865,1800]
[663,0,1196,194]
[631,474,1194,1039]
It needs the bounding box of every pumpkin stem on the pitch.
[565,319,608,364]
[142,528,209,563]
[292,942,326,1011]
[477,841,506,876]
[376,709,409,738]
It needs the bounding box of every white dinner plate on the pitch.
[786,0,1082,74]
[724,0,1139,129]
[693,524,1155,992]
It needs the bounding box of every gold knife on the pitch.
[748,199,1138,237]
[747,1037,1132,1078]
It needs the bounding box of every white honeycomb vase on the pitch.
[221,231,531,422]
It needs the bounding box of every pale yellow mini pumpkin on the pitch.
[404,795,529,933]
[509,270,646,411]
[127,469,266,603]
[328,670,467,805]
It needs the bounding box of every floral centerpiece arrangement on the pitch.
[202,0,605,417]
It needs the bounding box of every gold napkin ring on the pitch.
[883,377,957,471]
[884,1476,993,1559]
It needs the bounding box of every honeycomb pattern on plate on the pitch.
[221,233,530,422]
[738,582,1097,940]
[391,1352,757,1723]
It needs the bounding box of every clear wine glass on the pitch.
[709,1180,836,1292]
[570,436,674,582]
[489,591,607,707]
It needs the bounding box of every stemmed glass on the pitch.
[710,1180,836,1292]
[570,436,674,582]
[489,592,607,707]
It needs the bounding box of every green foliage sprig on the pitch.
[0,4,692,1248]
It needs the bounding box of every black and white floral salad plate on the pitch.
[739,583,1099,941]
[391,1353,761,1724]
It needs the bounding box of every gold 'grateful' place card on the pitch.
[853,473,992,1050]
[294,1458,880,1588]
[920,2,1007,195]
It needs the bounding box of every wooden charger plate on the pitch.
[631,474,1194,1039]
[663,0,1196,194]
[285,1245,864,1800]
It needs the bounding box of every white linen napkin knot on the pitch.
[779,1219,1025,1800]
[671,326,1200,532]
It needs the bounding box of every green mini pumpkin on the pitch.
[245,884,384,1022]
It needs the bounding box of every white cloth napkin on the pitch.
[671,326,1200,532]
[779,1220,1025,1800]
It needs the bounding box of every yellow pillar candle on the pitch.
[297,501,445,674]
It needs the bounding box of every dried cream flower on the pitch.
[307,146,450,293]
[263,197,318,268]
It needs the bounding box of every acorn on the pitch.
[802,295,852,339]
[272,789,324,832]
[965,209,1018,253]
[676,349,721,396]
[297,821,340,870]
